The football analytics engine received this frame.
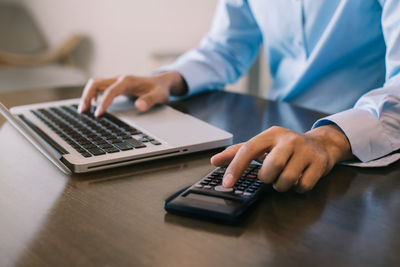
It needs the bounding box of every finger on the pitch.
[254,153,268,164]
[91,96,97,107]
[294,163,324,193]
[135,98,150,112]
[78,78,116,113]
[135,89,167,112]
[258,143,293,184]
[95,79,127,117]
[223,135,272,188]
[210,143,243,166]
[273,154,309,192]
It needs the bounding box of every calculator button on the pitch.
[243,192,253,196]
[204,185,212,189]
[234,190,243,195]
[214,185,233,193]
[194,184,203,188]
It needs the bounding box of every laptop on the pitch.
[0,96,232,175]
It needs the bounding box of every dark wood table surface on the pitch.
[1,86,400,267]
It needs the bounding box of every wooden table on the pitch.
[1,86,399,267]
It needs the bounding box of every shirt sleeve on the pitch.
[156,0,263,94]
[313,0,400,166]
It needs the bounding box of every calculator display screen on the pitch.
[185,193,241,206]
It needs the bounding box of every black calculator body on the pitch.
[164,163,267,224]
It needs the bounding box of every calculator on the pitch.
[164,163,267,224]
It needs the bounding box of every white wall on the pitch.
[23,0,217,77]
[21,0,270,94]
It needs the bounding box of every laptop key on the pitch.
[76,148,86,153]
[121,134,132,140]
[99,143,114,149]
[110,138,122,144]
[150,140,161,145]
[81,152,92,158]
[104,147,120,153]
[125,138,146,148]
[82,143,97,149]
[128,129,142,135]
[142,135,154,141]
[87,147,106,156]
[93,140,108,145]
[114,142,134,151]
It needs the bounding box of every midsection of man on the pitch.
[249,0,386,113]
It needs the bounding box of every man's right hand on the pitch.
[78,71,188,117]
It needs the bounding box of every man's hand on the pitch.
[78,71,187,116]
[211,125,353,193]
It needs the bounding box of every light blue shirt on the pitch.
[159,0,400,165]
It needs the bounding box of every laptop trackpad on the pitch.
[107,99,229,147]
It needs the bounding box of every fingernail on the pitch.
[78,103,85,113]
[223,173,234,187]
[94,107,103,117]
[210,156,215,165]
[135,99,148,111]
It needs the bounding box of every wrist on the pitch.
[305,124,354,164]
[153,71,188,96]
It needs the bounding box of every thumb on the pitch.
[135,98,150,112]
[135,91,162,112]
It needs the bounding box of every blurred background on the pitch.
[0,0,270,96]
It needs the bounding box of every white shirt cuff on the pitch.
[313,108,395,163]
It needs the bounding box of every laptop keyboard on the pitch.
[31,104,161,157]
